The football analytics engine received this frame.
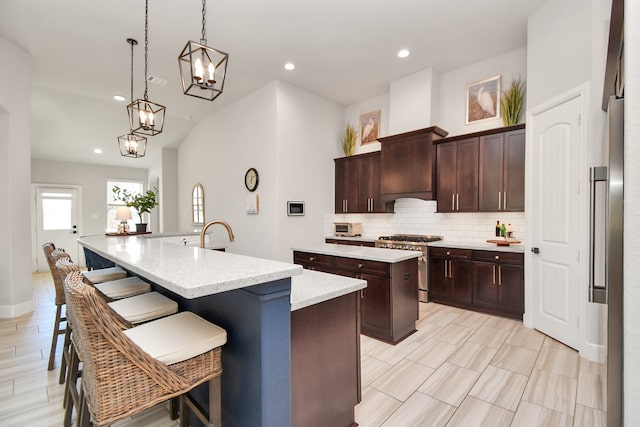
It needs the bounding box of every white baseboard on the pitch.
[580,341,606,363]
[0,299,35,319]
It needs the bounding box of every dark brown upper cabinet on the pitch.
[334,152,392,214]
[436,137,479,212]
[435,124,525,213]
[378,126,449,202]
[478,126,525,212]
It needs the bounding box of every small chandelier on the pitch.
[128,0,166,136]
[118,38,148,158]
[178,0,229,101]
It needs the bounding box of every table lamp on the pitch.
[116,206,132,234]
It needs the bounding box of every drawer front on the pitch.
[428,247,473,260]
[293,251,334,270]
[334,256,390,277]
[325,239,375,247]
[474,250,523,265]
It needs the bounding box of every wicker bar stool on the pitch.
[56,259,180,424]
[63,272,226,427]
[43,242,72,372]
[55,257,151,301]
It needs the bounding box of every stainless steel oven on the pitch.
[375,234,442,302]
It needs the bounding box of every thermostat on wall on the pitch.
[287,201,304,216]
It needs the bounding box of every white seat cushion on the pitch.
[108,292,178,324]
[95,277,151,299]
[83,266,127,284]
[124,311,227,365]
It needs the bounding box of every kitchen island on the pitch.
[292,244,421,344]
[78,235,365,427]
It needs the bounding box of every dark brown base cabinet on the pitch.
[294,251,418,344]
[291,292,361,427]
[428,247,524,319]
[325,238,375,247]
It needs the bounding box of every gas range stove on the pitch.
[375,234,443,250]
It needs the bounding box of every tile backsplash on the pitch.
[325,198,525,243]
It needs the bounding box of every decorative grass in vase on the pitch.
[500,77,526,126]
[342,124,357,156]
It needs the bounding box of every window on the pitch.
[192,183,205,225]
[107,180,143,232]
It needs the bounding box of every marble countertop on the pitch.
[429,240,525,253]
[292,243,421,262]
[78,234,302,299]
[290,270,366,311]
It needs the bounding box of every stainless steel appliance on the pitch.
[589,95,623,426]
[334,222,362,237]
[375,234,443,302]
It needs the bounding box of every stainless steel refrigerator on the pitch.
[590,95,623,426]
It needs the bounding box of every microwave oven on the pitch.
[334,222,362,237]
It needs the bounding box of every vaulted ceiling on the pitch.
[0,0,545,167]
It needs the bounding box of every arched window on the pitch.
[192,183,205,225]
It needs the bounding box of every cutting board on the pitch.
[486,239,522,246]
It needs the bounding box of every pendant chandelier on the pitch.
[178,0,229,101]
[118,38,148,158]
[128,0,166,136]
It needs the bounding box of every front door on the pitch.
[35,187,79,271]
[527,94,583,350]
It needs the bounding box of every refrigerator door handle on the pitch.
[589,166,608,304]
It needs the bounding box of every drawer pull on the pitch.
[403,272,410,281]
[357,263,364,269]
[309,256,315,262]
[446,251,451,256]
[495,255,500,260]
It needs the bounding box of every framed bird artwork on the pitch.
[466,75,501,124]
[359,110,380,145]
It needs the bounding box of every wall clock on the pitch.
[244,167,259,192]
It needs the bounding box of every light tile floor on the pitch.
[0,273,607,426]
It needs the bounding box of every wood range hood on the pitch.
[378,126,449,203]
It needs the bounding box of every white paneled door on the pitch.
[527,95,583,350]
[35,187,79,271]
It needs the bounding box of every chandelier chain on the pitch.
[130,40,134,103]
[201,0,207,42]
[144,0,149,100]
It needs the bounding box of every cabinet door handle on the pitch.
[444,260,448,278]
[452,194,455,211]
[498,265,502,285]
[498,191,502,210]
[504,192,507,210]
[360,289,365,299]
[449,260,453,278]
[345,200,348,212]
[456,193,460,211]
[493,264,496,284]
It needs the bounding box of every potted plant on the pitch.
[112,186,158,232]
[341,124,357,156]
[500,77,526,126]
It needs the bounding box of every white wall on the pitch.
[31,159,148,237]
[0,38,33,317]
[148,147,179,233]
[275,82,343,261]
[439,48,528,137]
[344,93,389,156]
[389,68,439,134]
[178,82,279,258]
[625,0,640,423]
[177,81,342,262]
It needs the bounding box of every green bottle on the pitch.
[500,223,506,237]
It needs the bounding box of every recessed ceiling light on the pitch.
[284,62,295,71]
[94,148,103,154]
[397,49,410,58]
[113,95,126,102]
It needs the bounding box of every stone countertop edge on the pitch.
[428,240,526,253]
[78,235,302,299]
[324,235,379,243]
[292,243,421,262]
[290,270,366,311]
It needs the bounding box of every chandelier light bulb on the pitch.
[208,62,216,84]
[194,57,204,81]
